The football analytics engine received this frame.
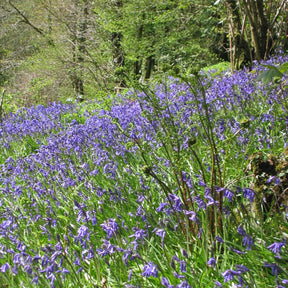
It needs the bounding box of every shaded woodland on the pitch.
[0,0,287,106]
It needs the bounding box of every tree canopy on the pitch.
[0,0,287,105]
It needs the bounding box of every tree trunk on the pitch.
[225,0,252,70]
[144,55,155,79]
[111,0,126,88]
[242,0,269,60]
[70,0,88,98]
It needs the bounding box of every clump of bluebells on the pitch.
[0,55,287,287]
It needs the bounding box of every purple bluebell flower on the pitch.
[223,188,234,202]
[237,226,254,250]
[235,264,249,273]
[142,262,158,278]
[183,210,200,224]
[237,226,246,236]
[194,195,206,210]
[174,271,186,279]
[100,218,119,239]
[267,176,281,186]
[0,262,10,273]
[62,268,70,281]
[230,247,246,255]
[161,276,174,287]
[47,273,56,287]
[176,280,192,288]
[156,202,168,212]
[180,261,187,272]
[242,235,254,250]
[267,241,286,254]
[168,194,183,211]
[214,280,223,287]
[207,257,216,268]
[31,274,39,284]
[130,228,147,240]
[222,269,242,282]
[264,262,279,277]
[216,236,225,243]
[77,225,89,239]
[182,249,188,258]
[198,227,203,239]
[242,188,255,202]
[153,228,166,241]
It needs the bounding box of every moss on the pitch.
[248,151,288,221]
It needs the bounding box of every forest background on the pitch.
[0,0,288,107]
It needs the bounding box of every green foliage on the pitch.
[257,62,288,84]
[201,61,231,75]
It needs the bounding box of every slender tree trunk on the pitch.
[70,0,88,99]
[77,0,88,97]
[225,0,252,70]
[111,0,126,88]
[133,23,143,80]
[242,0,268,60]
[144,55,155,79]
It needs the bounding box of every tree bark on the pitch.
[242,0,268,60]
[225,0,252,70]
[111,0,126,87]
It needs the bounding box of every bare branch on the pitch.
[271,0,286,28]
[8,0,44,36]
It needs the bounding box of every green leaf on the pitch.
[279,62,288,74]
[257,65,283,85]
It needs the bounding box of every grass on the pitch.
[0,55,287,287]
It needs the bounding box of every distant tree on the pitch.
[217,0,287,70]
[95,0,220,83]
[0,0,111,103]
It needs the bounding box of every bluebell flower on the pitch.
[156,202,168,212]
[235,264,249,273]
[242,235,254,250]
[153,228,166,241]
[207,257,216,268]
[194,195,206,210]
[0,262,10,273]
[267,176,281,186]
[47,273,56,287]
[180,261,187,273]
[214,280,223,287]
[223,188,235,202]
[242,188,255,202]
[129,228,147,242]
[267,241,286,254]
[168,194,183,211]
[182,249,188,258]
[237,226,254,250]
[62,268,70,281]
[142,262,158,278]
[100,218,119,239]
[174,271,186,279]
[176,280,192,288]
[31,274,39,284]
[264,262,279,277]
[77,225,89,239]
[216,236,225,243]
[161,276,174,287]
[183,210,200,224]
[222,269,241,282]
